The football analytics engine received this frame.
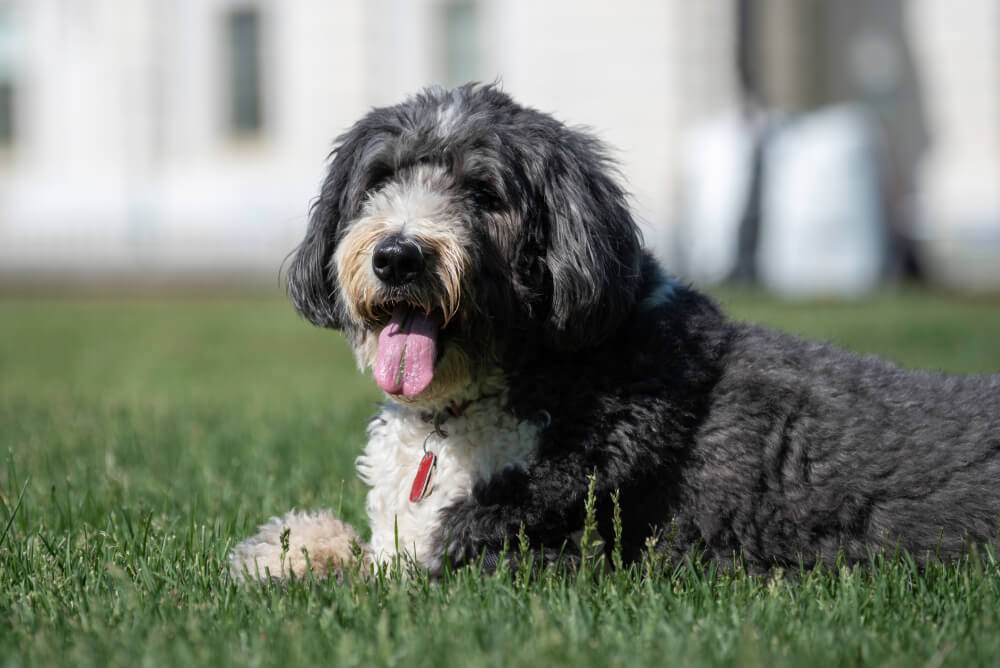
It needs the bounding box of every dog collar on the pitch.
[420,399,472,427]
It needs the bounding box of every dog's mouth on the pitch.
[372,302,445,397]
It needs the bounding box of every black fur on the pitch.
[443,254,1000,571]
[293,84,1000,573]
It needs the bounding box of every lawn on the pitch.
[2,289,1000,667]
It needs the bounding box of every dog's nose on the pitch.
[372,236,425,285]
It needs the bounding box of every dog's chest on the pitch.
[357,399,538,568]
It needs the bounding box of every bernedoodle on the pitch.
[230,84,1000,580]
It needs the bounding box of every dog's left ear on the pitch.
[536,130,642,350]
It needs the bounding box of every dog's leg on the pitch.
[476,543,581,576]
[229,509,370,582]
[432,455,604,573]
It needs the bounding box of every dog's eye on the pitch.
[365,166,394,194]
[467,183,503,212]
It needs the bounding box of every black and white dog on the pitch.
[230,84,1000,580]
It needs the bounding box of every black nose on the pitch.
[372,236,425,286]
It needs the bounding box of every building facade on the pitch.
[0,0,739,277]
[0,0,997,285]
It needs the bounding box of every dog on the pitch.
[230,84,1000,580]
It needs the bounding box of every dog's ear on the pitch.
[536,129,642,350]
[286,192,342,329]
[287,129,372,330]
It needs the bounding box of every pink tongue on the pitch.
[374,306,441,396]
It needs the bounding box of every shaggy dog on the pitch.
[230,84,1000,580]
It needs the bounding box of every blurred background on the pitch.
[0,0,998,296]
[2,9,1000,648]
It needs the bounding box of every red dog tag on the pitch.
[409,451,437,502]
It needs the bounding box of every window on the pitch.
[226,7,263,135]
[0,81,12,146]
[0,3,15,146]
[442,0,481,87]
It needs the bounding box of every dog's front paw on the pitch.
[228,509,369,582]
[479,544,581,577]
[434,498,570,575]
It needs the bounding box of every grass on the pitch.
[3,289,1000,667]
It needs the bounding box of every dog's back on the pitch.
[679,320,1000,567]
[597,277,1000,569]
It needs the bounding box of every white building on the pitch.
[0,0,737,278]
[0,0,997,286]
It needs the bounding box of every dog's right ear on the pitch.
[288,110,401,329]
[286,133,366,330]
[286,191,343,329]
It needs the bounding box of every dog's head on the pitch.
[288,84,641,404]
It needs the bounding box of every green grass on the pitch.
[3,290,1000,667]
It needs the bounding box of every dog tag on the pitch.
[409,451,437,502]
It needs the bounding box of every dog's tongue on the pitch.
[374,306,441,396]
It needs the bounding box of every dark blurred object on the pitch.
[678,104,890,297]
[679,0,938,295]
[741,0,929,281]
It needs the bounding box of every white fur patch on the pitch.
[229,381,536,581]
[358,388,539,571]
[228,509,365,581]
[361,165,455,227]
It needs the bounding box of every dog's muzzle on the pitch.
[373,235,425,286]
[366,234,442,398]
